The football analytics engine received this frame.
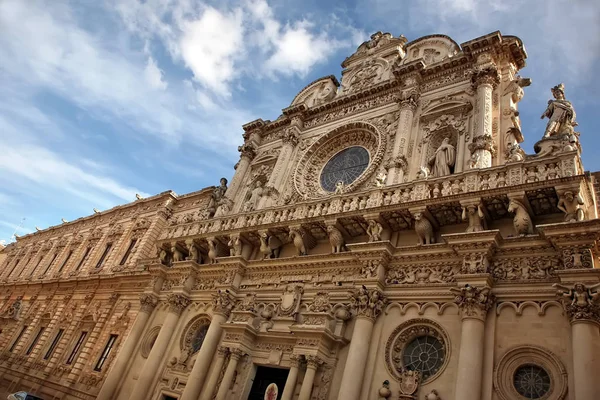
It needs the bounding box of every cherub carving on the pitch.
[375,172,387,187]
[557,190,585,222]
[416,166,429,179]
[366,220,383,242]
[462,204,486,233]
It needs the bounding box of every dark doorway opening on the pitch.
[247,366,289,400]
[162,395,178,400]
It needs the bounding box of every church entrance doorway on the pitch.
[247,366,289,400]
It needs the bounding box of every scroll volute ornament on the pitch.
[450,284,495,320]
[349,286,387,320]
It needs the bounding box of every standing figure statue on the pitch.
[541,83,577,138]
[428,137,455,177]
[207,178,228,218]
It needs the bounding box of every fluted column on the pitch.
[337,288,387,400]
[225,143,257,205]
[470,67,499,169]
[268,128,298,189]
[180,290,235,400]
[281,354,301,400]
[555,282,600,399]
[97,293,158,400]
[215,348,244,400]
[298,355,321,400]
[388,98,416,184]
[451,284,494,400]
[199,346,229,400]
[128,294,190,400]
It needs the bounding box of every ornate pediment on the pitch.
[401,34,460,66]
[290,75,339,108]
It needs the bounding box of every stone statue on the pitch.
[375,172,387,187]
[208,178,228,217]
[462,204,485,233]
[416,166,429,180]
[507,199,534,236]
[186,241,200,263]
[557,190,585,222]
[159,248,170,266]
[259,232,282,259]
[554,283,600,307]
[227,234,243,257]
[327,226,346,253]
[289,228,308,256]
[4,297,22,320]
[206,238,218,264]
[506,142,525,162]
[245,180,266,212]
[428,138,455,177]
[334,181,345,195]
[541,83,577,138]
[366,220,383,242]
[414,212,435,245]
[171,244,184,262]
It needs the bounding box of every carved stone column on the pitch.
[298,355,322,400]
[281,354,302,400]
[180,290,235,400]
[470,67,500,169]
[199,346,229,400]
[215,348,244,400]
[555,282,600,399]
[128,294,190,400]
[388,98,416,184]
[97,294,158,400]
[451,284,495,400]
[269,127,299,190]
[337,288,387,400]
[225,142,257,206]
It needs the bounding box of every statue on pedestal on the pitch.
[428,138,455,177]
[541,83,577,138]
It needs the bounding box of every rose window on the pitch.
[190,324,209,353]
[513,365,551,399]
[320,146,370,192]
[401,335,445,380]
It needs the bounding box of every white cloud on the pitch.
[144,57,168,90]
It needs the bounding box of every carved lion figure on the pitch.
[171,245,184,262]
[414,212,435,245]
[327,225,345,253]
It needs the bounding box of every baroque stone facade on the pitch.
[1,31,599,400]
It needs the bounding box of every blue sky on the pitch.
[1,0,599,243]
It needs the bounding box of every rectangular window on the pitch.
[57,250,73,273]
[119,239,137,265]
[95,243,113,268]
[26,326,45,355]
[75,247,92,271]
[44,329,64,360]
[9,326,28,352]
[94,334,118,372]
[42,253,59,276]
[66,331,88,365]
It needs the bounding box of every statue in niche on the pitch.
[557,190,585,222]
[428,138,455,177]
[207,178,228,218]
[541,83,577,138]
[244,179,266,212]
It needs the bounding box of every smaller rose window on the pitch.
[320,146,370,192]
[513,364,551,399]
[401,335,445,381]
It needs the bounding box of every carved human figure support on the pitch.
[507,198,534,236]
[182,290,235,400]
[227,234,243,257]
[129,294,190,400]
[557,190,585,222]
[541,83,577,138]
[462,204,486,233]
[553,282,600,399]
[334,181,345,195]
[375,171,387,187]
[337,288,387,400]
[450,284,494,400]
[327,225,346,253]
[428,137,455,177]
[366,220,383,242]
[414,212,435,245]
[470,66,499,169]
[186,240,200,263]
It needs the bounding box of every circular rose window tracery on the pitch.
[513,364,551,399]
[320,146,370,192]
[385,319,450,384]
[294,121,386,199]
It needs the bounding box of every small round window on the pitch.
[320,146,369,192]
[401,335,445,381]
[513,364,551,399]
[191,324,209,353]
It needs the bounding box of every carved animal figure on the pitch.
[159,248,169,265]
[414,212,435,245]
[289,229,307,256]
[259,232,282,259]
[507,199,534,236]
[186,242,200,263]
[207,239,218,264]
[327,226,345,253]
[171,245,184,262]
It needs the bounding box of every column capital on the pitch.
[139,293,159,313]
[289,354,302,368]
[237,142,257,161]
[554,282,600,325]
[305,355,323,369]
[349,287,387,321]
[450,284,495,321]
[281,127,300,147]
[398,97,418,112]
[471,66,500,89]
[212,290,236,317]
[217,345,230,358]
[166,293,191,316]
[230,348,245,361]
